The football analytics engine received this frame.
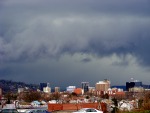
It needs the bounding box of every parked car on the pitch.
[72,108,103,113]
[25,109,50,113]
[0,109,19,113]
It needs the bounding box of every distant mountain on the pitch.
[0,79,39,94]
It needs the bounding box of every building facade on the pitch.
[95,79,111,91]
[43,86,51,93]
[40,83,48,91]
[66,86,76,93]
[81,82,89,93]
[18,88,24,93]
[55,87,60,93]
[126,80,143,91]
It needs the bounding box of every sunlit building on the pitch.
[126,80,143,91]
[40,83,51,93]
[74,88,83,95]
[95,79,111,91]
[66,86,76,93]
[129,87,144,92]
[40,83,47,91]
[55,87,60,93]
[88,87,95,93]
[43,86,51,93]
[18,88,24,93]
[0,88,2,98]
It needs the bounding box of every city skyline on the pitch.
[0,0,150,88]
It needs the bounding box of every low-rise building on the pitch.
[66,86,76,93]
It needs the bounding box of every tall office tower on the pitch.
[81,82,89,93]
[126,80,142,91]
[95,79,111,91]
[43,86,51,93]
[55,87,60,93]
[40,83,47,91]
[0,88,2,96]
[47,83,50,87]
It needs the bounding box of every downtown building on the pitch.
[126,80,144,93]
[95,79,111,95]
[55,87,60,93]
[40,82,51,93]
[95,80,125,97]
[95,79,111,91]
[81,82,89,93]
[126,80,143,91]
[66,86,76,93]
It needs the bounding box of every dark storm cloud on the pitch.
[0,0,150,86]
[81,58,92,63]
[0,0,150,63]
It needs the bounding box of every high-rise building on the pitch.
[81,82,89,93]
[0,88,2,96]
[95,79,110,91]
[40,83,50,91]
[55,87,60,93]
[126,80,142,91]
[43,86,51,93]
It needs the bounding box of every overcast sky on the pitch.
[0,0,150,88]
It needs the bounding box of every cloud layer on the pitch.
[0,0,150,88]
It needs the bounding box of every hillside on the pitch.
[0,79,39,94]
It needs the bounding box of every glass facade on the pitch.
[126,81,142,91]
[40,83,47,91]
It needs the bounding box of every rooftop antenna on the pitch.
[47,83,50,87]
[131,78,134,82]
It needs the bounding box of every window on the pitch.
[91,109,97,112]
[86,109,91,112]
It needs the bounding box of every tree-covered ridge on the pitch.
[0,79,39,94]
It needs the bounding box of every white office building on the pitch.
[66,86,76,93]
